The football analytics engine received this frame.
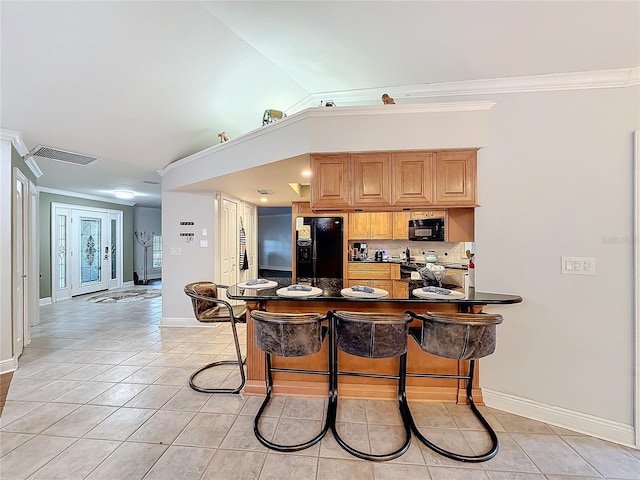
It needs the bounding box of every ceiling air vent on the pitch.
[29,146,97,166]
[256,189,272,195]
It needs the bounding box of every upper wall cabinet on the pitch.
[434,150,477,206]
[310,149,478,210]
[310,154,351,209]
[352,153,392,207]
[392,152,434,205]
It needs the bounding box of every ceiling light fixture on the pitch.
[301,170,311,177]
[260,197,268,203]
[114,190,135,200]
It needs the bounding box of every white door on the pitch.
[220,198,238,288]
[70,210,110,296]
[240,204,257,282]
[12,169,27,358]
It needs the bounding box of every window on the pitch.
[152,235,162,268]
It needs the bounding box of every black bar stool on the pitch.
[329,310,413,462]
[250,310,331,452]
[184,282,246,394]
[405,311,504,462]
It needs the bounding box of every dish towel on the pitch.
[246,279,268,285]
[352,285,374,293]
[422,286,451,295]
[239,220,249,271]
[287,285,313,291]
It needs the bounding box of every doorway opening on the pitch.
[51,203,123,302]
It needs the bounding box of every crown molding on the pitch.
[288,67,640,112]
[38,186,136,206]
[0,129,29,156]
[24,157,43,178]
[159,100,495,176]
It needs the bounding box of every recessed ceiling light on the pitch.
[301,170,311,177]
[260,197,268,203]
[114,190,135,200]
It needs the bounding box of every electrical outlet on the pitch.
[561,256,595,275]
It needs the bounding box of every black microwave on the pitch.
[408,218,445,241]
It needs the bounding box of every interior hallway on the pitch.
[1,287,638,480]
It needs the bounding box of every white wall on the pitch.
[133,206,162,281]
[469,87,639,438]
[161,191,217,324]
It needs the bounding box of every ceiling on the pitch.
[2,1,638,208]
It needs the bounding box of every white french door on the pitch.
[52,204,123,301]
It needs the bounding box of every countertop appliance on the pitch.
[296,216,343,279]
[408,218,445,241]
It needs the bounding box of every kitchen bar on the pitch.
[227,278,521,403]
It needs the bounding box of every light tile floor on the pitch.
[1,287,639,480]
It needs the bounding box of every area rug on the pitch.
[86,288,161,303]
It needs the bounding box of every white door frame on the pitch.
[634,130,639,448]
[51,203,123,302]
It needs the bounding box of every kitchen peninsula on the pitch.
[227,279,521,402]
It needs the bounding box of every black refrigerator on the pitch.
[295,216,343,280]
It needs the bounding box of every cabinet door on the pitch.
[348,212,370,239]
[371,279,392,292]
[392,152,434,205]
[352,153,392,206]
[434,150,477,206]
[346,279,372,288]
[393,211,410,240]
[347,263,390,280]
[370,212,393,239]
[392,280,409,299]
[311,154,351,209]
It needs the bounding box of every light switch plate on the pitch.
[561,256,596,275]
[170,248,181,256]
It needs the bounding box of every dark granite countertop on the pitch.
[226,278,522,305]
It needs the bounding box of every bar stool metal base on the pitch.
[253,354,332,452]
[403,359,498,462]
[329,310,413,462]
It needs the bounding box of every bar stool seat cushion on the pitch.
[412,312,503,360]
[251,311,326,357]
[334,311,412,359]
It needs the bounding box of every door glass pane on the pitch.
[111,219,117,280]
[80,218,101,284]
[57,214,67,288]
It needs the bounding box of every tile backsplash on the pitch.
[352,240,470,264]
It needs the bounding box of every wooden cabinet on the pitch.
[370,212,392,239]
[310,154,351,209]
[392,280,409,298]
[392,212,410,239]
[371,279,392,292]
[434,150,477,206]
[348,212,393,240]
[347,263,391,280]
[392,152,434,205]
[311,149,478,211]
[352,153,392,207]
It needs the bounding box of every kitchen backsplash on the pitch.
[352,241,470,264]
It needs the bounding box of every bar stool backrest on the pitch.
[251,311,326,357]
[184,282,225,321]
[333,311,412,359]
[415,312,503,360]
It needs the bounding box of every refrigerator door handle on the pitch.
[312,223,317,277]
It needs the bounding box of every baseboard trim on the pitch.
[161,317,203,327]
[39,297,52,306]
[0,357,17,375]
[483,389,635,447]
